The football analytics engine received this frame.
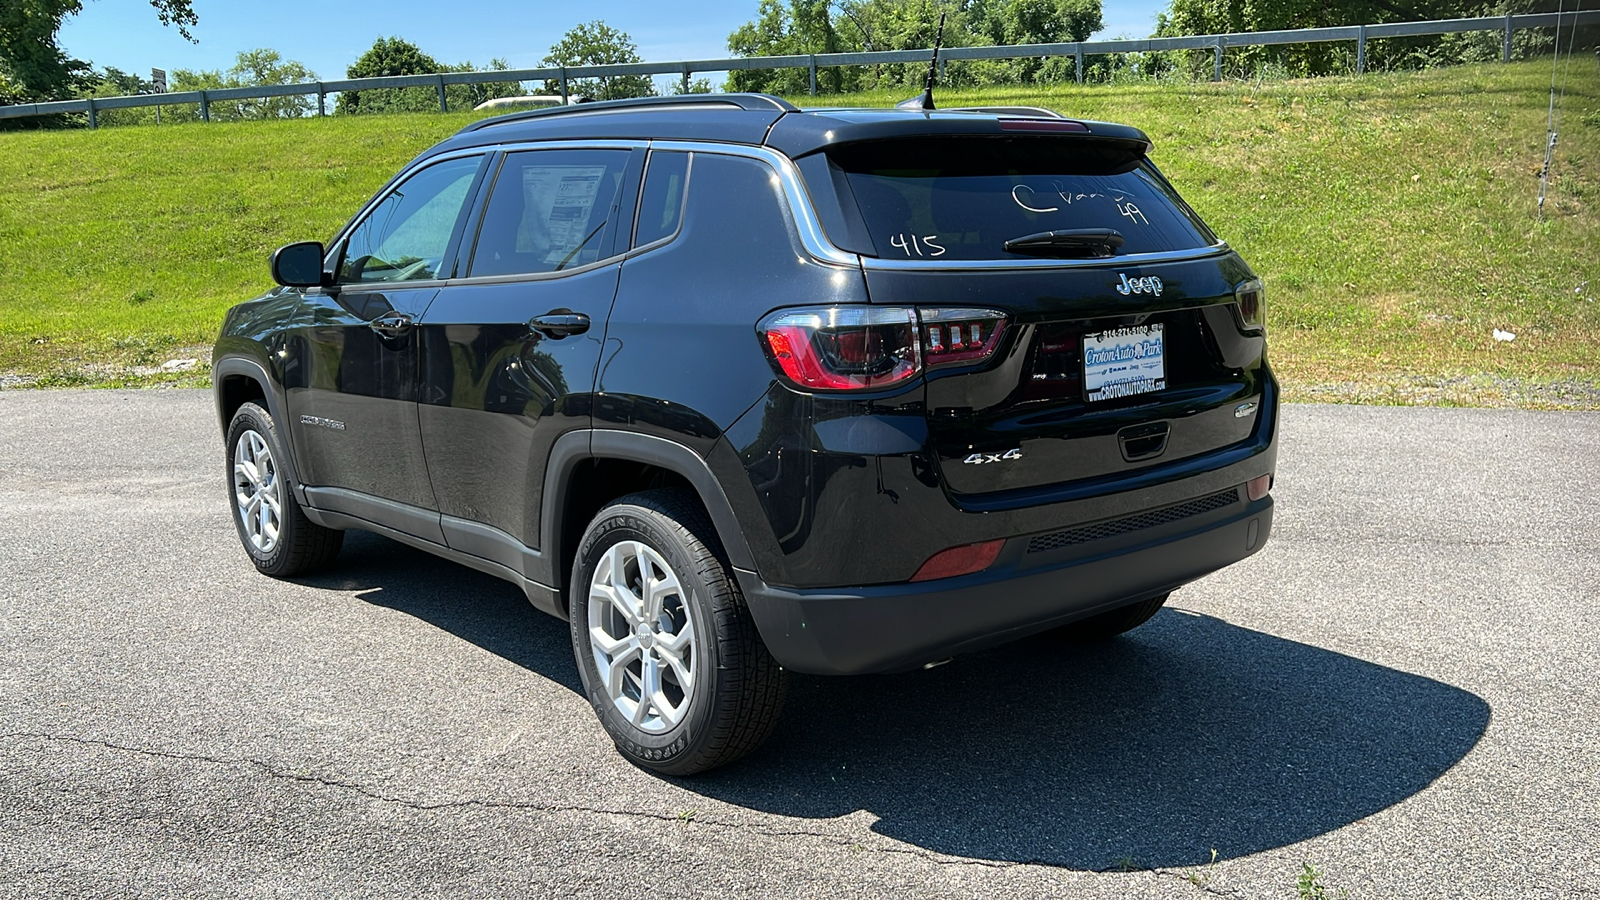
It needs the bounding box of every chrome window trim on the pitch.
[649,140,863,270]
[859,241,1234,271]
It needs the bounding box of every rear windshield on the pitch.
[830,137,1216,260]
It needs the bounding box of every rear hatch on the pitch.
[825,133,1268,497]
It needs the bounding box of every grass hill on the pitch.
[1,59,1596,405]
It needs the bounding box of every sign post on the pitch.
[151,68,167,124]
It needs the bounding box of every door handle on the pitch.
[368,311,414,339]
[528,309,590,339]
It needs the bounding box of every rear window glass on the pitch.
[831,137,1216,260]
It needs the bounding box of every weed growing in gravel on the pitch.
[1297,862,1349,899]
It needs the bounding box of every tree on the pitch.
[542,21,655,101]
[725,0,1103,94]
[337,37,521,114]
[337,36,445,114]
[966,0,1100,82]
[728,0,857,94]
[1151,0,1550,76]
[0,0,196,101]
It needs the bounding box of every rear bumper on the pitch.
[737,492,1272,676]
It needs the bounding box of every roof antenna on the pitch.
[896,12,946,112]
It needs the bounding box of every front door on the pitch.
[283,153,486,539]
[415,146,640,573]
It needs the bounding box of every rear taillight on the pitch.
[919,307,1008,369]
[759,306,1009,392]
[1235,278,1265,331]
[760,307,920,391]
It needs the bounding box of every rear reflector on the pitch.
[1247,474,1273,501]
[910,539,1005,582]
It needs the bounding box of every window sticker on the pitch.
[518,165,609,264]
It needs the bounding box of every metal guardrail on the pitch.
[3,10,1596,127]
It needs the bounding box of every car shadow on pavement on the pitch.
[321,530,1490,872]
[309,530,585,692]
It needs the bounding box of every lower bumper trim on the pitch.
[736,496,1272,676]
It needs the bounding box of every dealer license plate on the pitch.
[1082,324,1166,402]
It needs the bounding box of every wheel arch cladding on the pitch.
[543,430,758,606]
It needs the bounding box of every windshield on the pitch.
[832,137,1217,260]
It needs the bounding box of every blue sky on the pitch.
[59,0,1171,88]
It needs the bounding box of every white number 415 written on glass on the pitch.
[889,233,946,257]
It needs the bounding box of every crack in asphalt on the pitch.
[1151,867,1248,898]
[2,732,1028,871]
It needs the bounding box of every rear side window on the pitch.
[468,148,630,277]
[832,137,1216,260]
[633,151,690,248]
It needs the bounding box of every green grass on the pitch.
[3,59,1597,405]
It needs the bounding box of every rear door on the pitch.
[284,153,486,537]
[831,135,1268,497]
[415,145,641,570]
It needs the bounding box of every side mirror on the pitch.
[269,241,328,288]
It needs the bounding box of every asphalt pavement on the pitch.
[1,390,1595,899]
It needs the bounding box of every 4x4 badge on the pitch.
[963,448,1023,465]
[1115,273,1164,297]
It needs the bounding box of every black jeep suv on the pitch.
[213,93,1277,774]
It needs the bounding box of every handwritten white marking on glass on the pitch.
[1012,185,1058,214]
[1117,201,1149,225]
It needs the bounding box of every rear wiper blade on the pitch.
[1002,228,1125,258]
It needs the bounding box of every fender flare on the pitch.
[213,355,303,501]
[541,429,758,589]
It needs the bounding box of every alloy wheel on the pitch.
[232,429,282,555]
[587,540,697,733]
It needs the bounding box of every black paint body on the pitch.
[214,95,1279,675]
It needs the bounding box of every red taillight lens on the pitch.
[760,307,920,391]
[758,306,1010,392]
[1247,473,1273,501]
[910,539,1005,582]
[1236,278,1265,331]
[919,307,1009,369]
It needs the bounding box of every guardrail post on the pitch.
[1213,38,1224,81]
[939,57,947,84]
[1357,24,1367,74]
[85,98,97,129]
[808,55,818,95]
[436,74,447,112]
[1075,46,1084,83]
[316,83,325,116]
[681,63,691,94]
[200,90,210,122]
[1503,13,1514,62]
[559,67,569,103]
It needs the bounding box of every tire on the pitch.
[1057,592,1171,643]
[225,401,343,578]
[569,488,787,776]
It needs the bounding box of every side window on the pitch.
[338,156,481,285]
[633,151,690,248]
[468,149,631,278]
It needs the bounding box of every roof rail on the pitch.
[945,105,1065,119]
[459,93,799,134]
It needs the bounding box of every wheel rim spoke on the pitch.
[232,428,280,555]
[587,538,696,735]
